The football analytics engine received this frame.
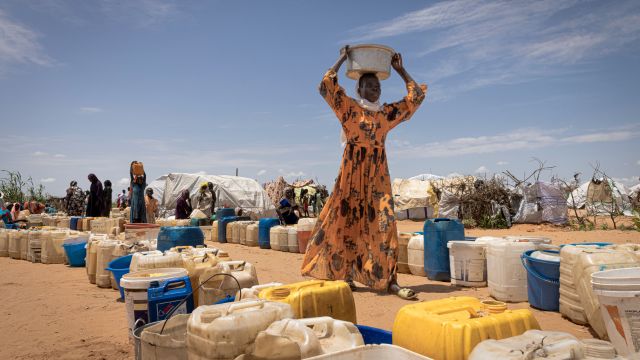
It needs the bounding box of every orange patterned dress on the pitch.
[301,69,426,290]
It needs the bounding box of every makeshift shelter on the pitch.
[146,175,167,207]
[392,178,438,220]
[567,179,633,216]
[160,173,276,219]
[513,181,568,224]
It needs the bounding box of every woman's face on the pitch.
[359,75,381,103]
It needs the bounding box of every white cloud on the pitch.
[391,126,640,159]
[40,177,56,183]
[348,1,640,100]
[497,161,509,166]
[53,154,66,158]
[257,169,267,176]
[80,107,103,113]
[475,166,490,174]
[33,151,47,156]
[0,9,53,73]
[118,177,129,186]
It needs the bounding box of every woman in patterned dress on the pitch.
[301,46,426,299]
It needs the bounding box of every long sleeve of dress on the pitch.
[319,69,355,125]
[383,81,427,130]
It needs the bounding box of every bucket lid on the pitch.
[591,267,640,293]
[529,250,560,262]
[121,267,188,289]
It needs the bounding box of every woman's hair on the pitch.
[104,180,112,187]
[70,180,78,187]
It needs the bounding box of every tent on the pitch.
[392,178,438,220]
[146,175,168,206]
[159,173,276,219]
[567,179,633,216]
[513,181,568,224]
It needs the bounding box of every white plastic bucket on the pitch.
[120,267,189,333]
[592,267,640,358]
[448,241,487,287]
[345,44,395,81]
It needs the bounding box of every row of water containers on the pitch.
[210,217,317,253]
[0,227,87,265]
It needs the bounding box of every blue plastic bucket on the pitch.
[521,252,560,311]
[106,254,133,300]
[523,250,560,280]
[63,240,87,267]
[356,325,392,345]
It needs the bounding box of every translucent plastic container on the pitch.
[448,240,487,287]
[287,226,298,253]
[28,231,46,263]
[0,230,11,257]
[297,218,316,253]
[8,230,22,259]
[308,344,432,359]
[96,240,118,288]
[237,221,255,246]
[393,296,540,360]
[229,221,240,244]
[574,249,639,339]
[86,234,107,284]
[211,220,218,242]
[199,260,259,306]
[246,223,259,247]
[130,251,183,272]
[408,235,426,276]
[270,226,288,252]
[397,232,412,274]
[249,317,363,359]
[259,280,357,323]
[186,299,294,360]
[41,230,69,264]
[469,329,622,359]
[139,314,188,360]
[487,238,549,302]
[20,230,30,260]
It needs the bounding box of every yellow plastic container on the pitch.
[258,280,357,324]
[392,296,540,360]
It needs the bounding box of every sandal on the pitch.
[346,279,357,292]
[396,288,417,300]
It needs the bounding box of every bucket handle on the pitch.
[223,260,247,270]
[520,254,559,285]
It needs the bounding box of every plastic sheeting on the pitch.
[392,178,437,212]
[513,181,568,224]
[437,189,460,219]
[567,179,633,216]
[159,173,276,219]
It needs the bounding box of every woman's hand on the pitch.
[391,53,403,72]
[330,45,350,72]
[340,45,350,59]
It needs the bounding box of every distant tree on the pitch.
[0,170,49,204]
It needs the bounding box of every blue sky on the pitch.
[1,0,639,197]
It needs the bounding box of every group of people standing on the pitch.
[64,176,112,218]
[277,186,327,225]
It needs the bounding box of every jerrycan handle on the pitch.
[437,306,478,318]
[223,260,246,270]
[433,218,451,222]
[295,280,325,291]
[299,317,335,338]
[252,282,283,291]
[228,299,264,313]
[161,278,187,292]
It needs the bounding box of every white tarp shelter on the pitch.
[628,184,640,208]
[147,175,168,206]
[392,178,437,220]
[160,173,276,219]
[567,179,633,216]
[513,181,568,224]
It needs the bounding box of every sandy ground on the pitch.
[1,221,639,359]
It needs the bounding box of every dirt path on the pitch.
[1,223,638,359]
